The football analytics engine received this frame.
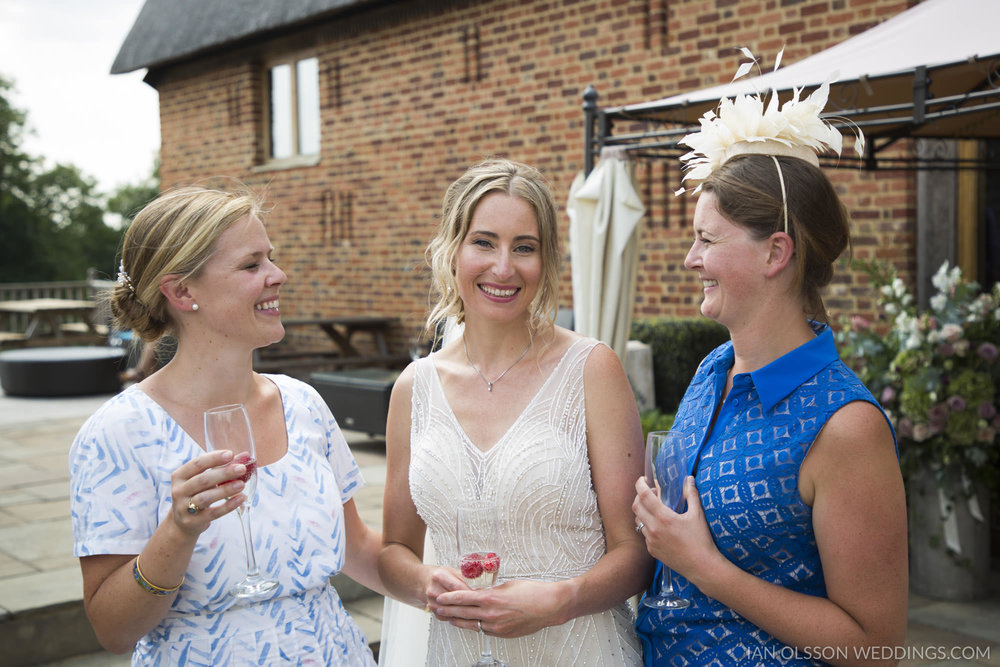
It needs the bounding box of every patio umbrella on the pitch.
[567,151,645,362]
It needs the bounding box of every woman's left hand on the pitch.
[632,475,723,587]
[434,579,570,639]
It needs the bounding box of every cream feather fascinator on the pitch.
[676,48,865,195]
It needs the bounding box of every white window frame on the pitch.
[259,54,321,169]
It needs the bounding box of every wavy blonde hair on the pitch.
[425,158,560,339]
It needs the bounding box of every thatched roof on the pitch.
[111,0,378,74]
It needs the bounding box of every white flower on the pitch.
[931,260,961,293]
[930,294,948,312]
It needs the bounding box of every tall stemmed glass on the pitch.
[456,502,509,667]
[204,403,279,598]
[643,430,691,610]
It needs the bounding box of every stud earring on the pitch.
[192,303,199,311]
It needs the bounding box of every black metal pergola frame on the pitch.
[583,58,1000,178]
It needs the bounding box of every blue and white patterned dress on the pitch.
[69,374,376,666]
[635,323,895,666]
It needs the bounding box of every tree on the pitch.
[0,76,139,282]
[106,154,160,228]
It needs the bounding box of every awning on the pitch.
[587,0,1000,171]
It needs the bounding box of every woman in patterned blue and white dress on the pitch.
[69,185,385,666]
[631,149,910,664]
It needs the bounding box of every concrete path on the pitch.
[0,387,998,666]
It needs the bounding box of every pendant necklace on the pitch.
[463,333,533,392]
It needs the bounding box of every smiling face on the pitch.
[188,214,287,349]
[454,192,542,325]
[684,192,772,331]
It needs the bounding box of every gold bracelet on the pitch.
[133,556,184,596]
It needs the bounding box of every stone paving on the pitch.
[0,388,998,666]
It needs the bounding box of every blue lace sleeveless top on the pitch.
[636,323,894,666]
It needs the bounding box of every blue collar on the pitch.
[748,323,839,413]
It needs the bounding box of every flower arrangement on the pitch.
[838,259,1000,495]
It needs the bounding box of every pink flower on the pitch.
[912,423,931,442]
[938,342,955,357]
[947,395,966,412]
[851,315,872,330]
[977,342,998,362]
[897,418,914,438]
[979,402,997,420]
[940,323,963,342]
[880,386,896,405]
[928,403,950,425]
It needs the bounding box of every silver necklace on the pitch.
[463,333,533,392]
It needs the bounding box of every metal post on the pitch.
[583,85,598,176]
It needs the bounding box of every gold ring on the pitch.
[187,500,202,515]
[424,603,430,613]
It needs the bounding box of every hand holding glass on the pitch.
[204,403,279,598]
[456,502,509,667]
[642,430,690,610]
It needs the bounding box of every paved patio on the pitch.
[0,387,998,666]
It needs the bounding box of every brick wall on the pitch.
[151,0,916,353]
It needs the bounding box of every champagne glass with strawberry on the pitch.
[456,501,509,667]
[204,403,279,598]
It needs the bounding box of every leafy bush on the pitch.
[640,409,675,442]
[630,318,730,413]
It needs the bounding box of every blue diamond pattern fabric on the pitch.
[69,375,376,666]
[636,324,894,666]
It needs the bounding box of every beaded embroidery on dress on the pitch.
[408,337,641,666]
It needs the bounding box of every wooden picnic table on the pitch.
[0,298,98,340]
[254,315,407,375]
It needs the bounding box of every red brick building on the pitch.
[112,0,995,355]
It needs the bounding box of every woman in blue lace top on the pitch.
[632,153,908,666]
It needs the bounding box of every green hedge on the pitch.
[630,317,730,413]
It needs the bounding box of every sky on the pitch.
[0,0,159,194]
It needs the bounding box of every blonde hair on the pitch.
[110,184,265,341]
[425,158,560,339]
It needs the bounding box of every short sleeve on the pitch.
[69,393,182,557]
[270,375,365,505]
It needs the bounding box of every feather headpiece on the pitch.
[676,48,865,195]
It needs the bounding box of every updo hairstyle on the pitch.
[700,154,852,323]
[110,185,264,342]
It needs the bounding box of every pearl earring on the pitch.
[192,303,199,311]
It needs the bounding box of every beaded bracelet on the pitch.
[133,557,184,596]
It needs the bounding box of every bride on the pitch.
[377,158,652,666]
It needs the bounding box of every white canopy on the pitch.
[596,0,1000,167]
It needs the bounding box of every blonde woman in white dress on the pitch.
[378,158,652,666]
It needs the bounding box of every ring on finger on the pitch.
[478,620,483,633]
[635,521,645,534]
[187,499,202,515]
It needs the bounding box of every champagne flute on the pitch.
[642,430,690,610]
[204,403,279,598]
[456,502,509,667]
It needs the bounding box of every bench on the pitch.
[310,368,401,436]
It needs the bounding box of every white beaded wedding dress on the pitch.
[379,337,641,667]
